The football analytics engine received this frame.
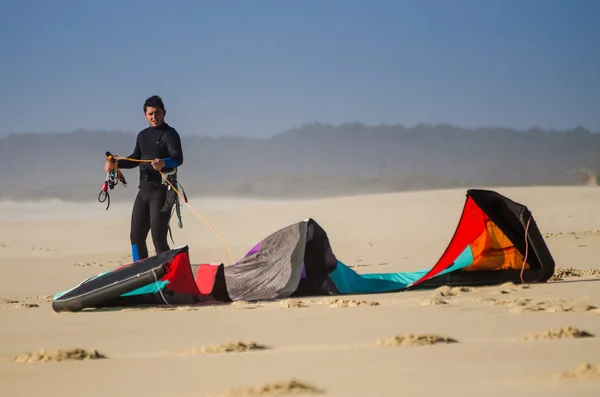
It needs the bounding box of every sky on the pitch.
[1,0,599,138]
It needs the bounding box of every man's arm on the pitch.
[116,134,142,169]
[161,129,184,168]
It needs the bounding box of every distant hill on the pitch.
[1,123,598,203]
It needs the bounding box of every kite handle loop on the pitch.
[98,188,110,210]
[98,174,111,210]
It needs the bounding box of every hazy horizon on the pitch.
[2,0,599,139]
[1,124,598,205]
[2,121,599,141]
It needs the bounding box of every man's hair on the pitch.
[144,95,165,113]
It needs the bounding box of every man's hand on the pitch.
[104,160,114,173]
[152,158,165,171]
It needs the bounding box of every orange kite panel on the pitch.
[465,219,528,271]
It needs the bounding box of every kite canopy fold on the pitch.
[52,189,555,313]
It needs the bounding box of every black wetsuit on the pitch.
[117,122,184,261]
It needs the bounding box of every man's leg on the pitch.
[149,185,172,254]
[130,189,151,261]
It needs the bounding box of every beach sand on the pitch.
[1,186,600,397]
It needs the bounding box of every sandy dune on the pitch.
[1,186,600,397]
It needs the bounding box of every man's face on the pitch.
[145,106,165,127]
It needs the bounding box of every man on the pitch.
[104,95,184,261]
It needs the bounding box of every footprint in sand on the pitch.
[420,286,477,305]
[280,299,309,308]
[481,297,600,314]
[0,299,37,309]
[480,297,536,306]
[550,267,600,282]
[74,261,105,267]
[39,294,53,302]
[421,297,449,306]
[544,230,600,240]
[15,303,39,309]
[176,342,270,356]
[322,298,379,308]
[11,348,106,364]
[232,301,262,310]
[520,326,594,341]
[556,363,600,381]
[377,334,458,347]
[207,380,325,397]
[525,303,599,314]
[492,282,532,295]
[14,295,56,303]
[74,259,126,268]
[29,246,57,252]
[515,299,598,314]
[432,286,477,297]
[0,298,19,305]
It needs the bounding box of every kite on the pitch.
[51,189,555,312]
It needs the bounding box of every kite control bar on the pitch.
[98,151,127,210]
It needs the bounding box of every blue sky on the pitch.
[1,0,599,138]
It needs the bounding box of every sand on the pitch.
[1,185,600,397]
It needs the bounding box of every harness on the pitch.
[159,167,189,243]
